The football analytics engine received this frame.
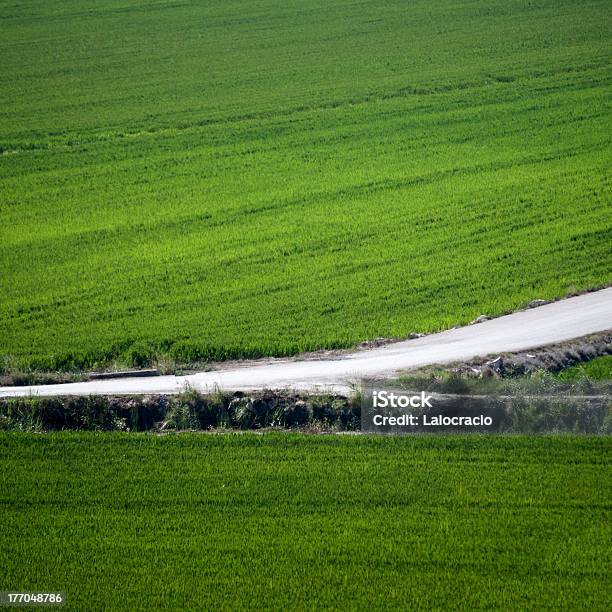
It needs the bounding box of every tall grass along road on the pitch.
[2,288,611,397]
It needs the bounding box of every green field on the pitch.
[0,433,610,610]
[1,0,611,371]
[559,355,612,381]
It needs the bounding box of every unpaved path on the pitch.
[2,288,611,397]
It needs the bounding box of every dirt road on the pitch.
[2,288,611,397]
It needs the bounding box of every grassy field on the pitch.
[0,433,610,610]
[1,0,611,371]
[559,355,612,381]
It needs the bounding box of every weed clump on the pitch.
[0,390,357,433]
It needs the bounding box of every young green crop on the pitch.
[1,0,611,370]
[0,433,610,610]
[558,355,612,381]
